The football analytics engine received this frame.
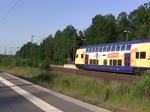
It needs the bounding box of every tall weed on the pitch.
[131,71,150,98]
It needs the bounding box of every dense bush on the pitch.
[131,71,150,97]
[0,57,44,68]
[39,59,50,71]
[0,57,14,66]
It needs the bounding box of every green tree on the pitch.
[84,14,117,45]
[77,30,85,47]
[57,25,78,63]
[39,35,53,64]
[16,42,39,67]
[16,42,32,59]
[53,30,63,64]
[116,12,130,41]
[128,2,150,40]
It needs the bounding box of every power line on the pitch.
[35,37,46,43]
[0,0,21,24]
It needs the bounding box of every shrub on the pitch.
[40,60,50,71]
[131,70,150,97]
[1,57,13,66]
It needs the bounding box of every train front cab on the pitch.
[75,48,85,69]
[130,42,150,74]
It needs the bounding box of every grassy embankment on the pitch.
[0,66,150,112]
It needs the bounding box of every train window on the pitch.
[118,60,122,66]
[76,54,78,58]
[101,47,104,52]
[126,44,131,51]
[140,52,146,59]
[89,48,92,52]
[111,46,115,51]
[96,60,99,65]
[81,54,84,58]
[95,60,97,65]
[96,60,98,65]
[91,48,93,52]
[110,59,112,65]
[88,48,90,52]
[102,54,106,56]
[93,60,96,64]
[136,52,139,59]
[99,47,102,52]
[86,48,90,52]
[103,47,106,52]
[121,45,125,51]
[107,46,111,52]
[113,60,117,66]
[92,60,94,64]
[116,46,120,51]
[94,48,96,52]
[92,48,94,52]
[103,59,107,65]
[86,48,88,52]
[95,47,99,52]
[90,59,92,64]
[92,48,95,52]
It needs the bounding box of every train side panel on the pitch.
[86,51,131,71]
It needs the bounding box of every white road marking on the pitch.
[0,77,63,112]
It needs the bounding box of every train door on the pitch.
[85,54,89,64]
[124,53,130,66]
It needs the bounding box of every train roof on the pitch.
[79,39,150,49]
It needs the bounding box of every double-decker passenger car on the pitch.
[75,39,150,75]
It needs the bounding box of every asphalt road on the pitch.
[0,72,111,112]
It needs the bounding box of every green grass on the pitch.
[0,66,150,112]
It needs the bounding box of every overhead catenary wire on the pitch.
[35,37,46,44]
[0,0,21,24]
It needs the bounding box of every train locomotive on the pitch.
[74,39,150,75]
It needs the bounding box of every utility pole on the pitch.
[9,47,13,56]
[124,30,130,41]
[31,35,35,67]
[81,38,86,46]
[4,47,6,55]
[31,35,34,58]
[31,35,35,43]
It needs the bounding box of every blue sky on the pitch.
[0,0,149,54]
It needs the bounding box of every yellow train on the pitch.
[75,39,150,75]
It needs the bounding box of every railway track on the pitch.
[51,66,142,83]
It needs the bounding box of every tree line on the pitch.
[15,2,150,67]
